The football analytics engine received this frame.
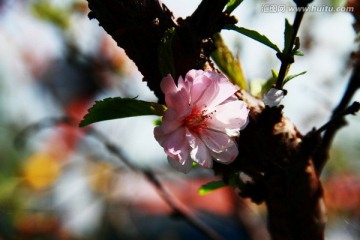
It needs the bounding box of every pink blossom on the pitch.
[154,70,249,173]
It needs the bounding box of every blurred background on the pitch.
[0,0,359,239]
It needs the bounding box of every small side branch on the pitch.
[314,61,360,175]
[15,118,225,240]
[317,101,360,134]
[85,129,226,240]
[143,170,225,240]
[86,0,236,102]
[275,10,305,89]
[87,0,176,102]
[188,0,231,39]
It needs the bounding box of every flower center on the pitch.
[183,108,209,133]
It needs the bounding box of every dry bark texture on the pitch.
[87,0,235,103]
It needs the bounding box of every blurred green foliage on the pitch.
[31,1,71,29]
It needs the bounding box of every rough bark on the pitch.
[215,106,326,240]
[87,0,176,102]
[87,0,235,103]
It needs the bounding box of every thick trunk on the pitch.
[266,158,326,240]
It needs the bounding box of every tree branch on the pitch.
[86,0,236,103]
[312,2,360,175]
[89,129,225,240]
[314,58,360,175]
[87,0,176,102]
[275,10,305,89]
[15,117,225,240]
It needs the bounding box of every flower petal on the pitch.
[210,140,238,164]
[206,100,249,136]
[154,126,166,145]
[187,71,212,104]
[167,156,192,173]
[166,88,190,113]
[160,74,177,94]
[200,129,232,153]
[177,75,190,92]
[155,127,189,164]
[156,70,249,173]
[206,79,239,109]
[193,79,219,109]
[184,69,204,83]
[189,134,213,168]
[161,74,191,112]
[158,109,183,135]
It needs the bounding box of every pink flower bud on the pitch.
[263,88,285,107]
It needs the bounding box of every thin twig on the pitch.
[89,128,225,240]
[316,101,360,134]
[275,10,305,89]
[143,170,225,240]
[14,116,73,149]
[15,117,225,240]
[314,61,360,174]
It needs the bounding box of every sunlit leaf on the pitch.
[293,50,304,56]
[198,180,227,195]
[211,33,247,89]
[283,20,304,57]
[271,69,279,80]
[261,69,279,95]
[79,97,166,127]
[250,80,264,97]
[283,71,307,85]
[225,24,281,53]
[283,19,294,53]
[31,1,70,29]
[225,0,244,13]
[153,118,162,126]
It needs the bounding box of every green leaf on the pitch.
[283,19,294,53]
[79,97,166,127]
[198,180,227,195]
[250,80,265,97]
[225,0,244,13]
[283,71,307,85]
[211,33,247,89]
[250,69,279,97]
[262,69,278,94]
[271,69,279,80]
[158,27,176,77]
[293,50,304,56]
[225,24,281,53]
[153,118,162,126]
[31,1,70,29]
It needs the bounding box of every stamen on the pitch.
[183,108,209,133]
